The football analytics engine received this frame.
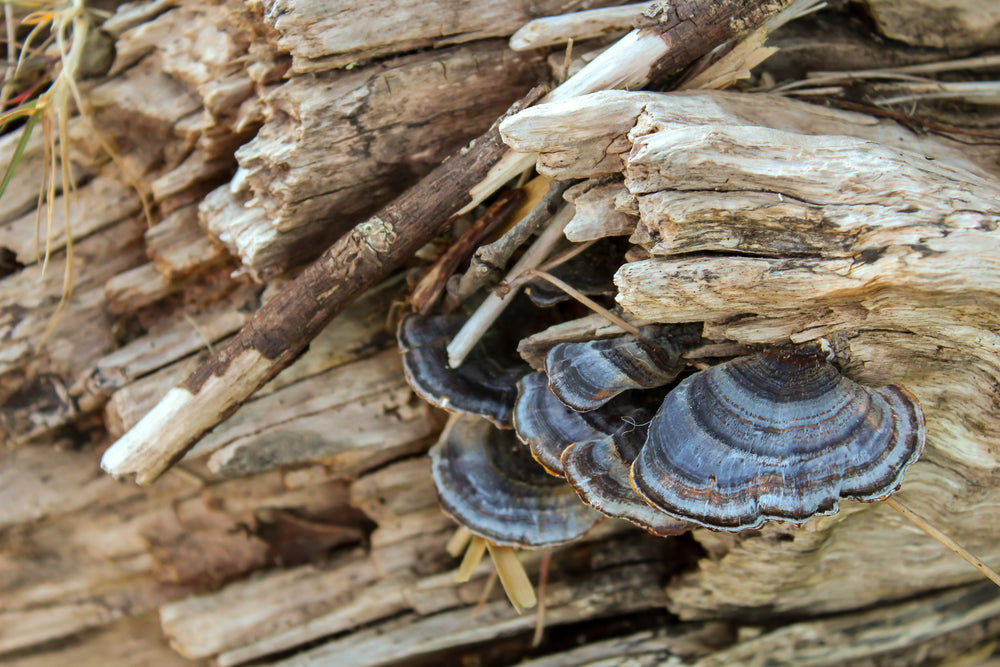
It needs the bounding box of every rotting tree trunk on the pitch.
[3,1,1000,666]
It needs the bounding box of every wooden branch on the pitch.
[260,0,625,73]
[509,3,646,51]
[411,189,524,314]
[102,0,794,485]
[100,88,544,484]
[448,178,575,303]
[445,204,574,368]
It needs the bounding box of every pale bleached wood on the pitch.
[102,263,179,315]
[202,360,440,477]
[4,613,194,667]
[0,174,138,266]
[863,0,1000,49]
[268,559,669,667]
[692,582,1000,667]
[509,4,647,52]
[0,442,127,530]
[259,0,622,73]
[144,204,228,277]
[349,457,441,525]
[500,89,1000,181]
[562,177,637,242]
[160,548,378,659]
[205,41,543,275]
[104,355,200,438]
[103,277,403,437]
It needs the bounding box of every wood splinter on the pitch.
[100,0,794,485]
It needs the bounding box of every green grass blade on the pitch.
[0,109,41,201]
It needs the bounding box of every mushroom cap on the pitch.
[513,372,628,476]
[631,348,926,531]
[546,324,701,412]
[430,414,604,547]
[399,314,529,427]
[562,428,692,538]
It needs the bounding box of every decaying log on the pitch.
[4,0,1000,665]
[500,87,1000,617]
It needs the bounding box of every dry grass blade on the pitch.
[527,269,642,337]
[446,526,474,558]
[455,535,488,583]
[486,543,537,613]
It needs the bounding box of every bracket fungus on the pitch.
[513,371,644,476]
[399,313,530,427]
[562,429,693,538]
[631,347,926,531]
[545,324,700,412]
[430,413,604,548]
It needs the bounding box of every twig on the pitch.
[526,269,642,337]
[101,0,794,485]
[885,496,1000,589]
[445,204,574,368]
[450,179,576,303]
[532,550,551,647]
[410,189,524,314]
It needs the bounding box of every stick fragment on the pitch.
[446,204,574,368]
[886,496,1000,589]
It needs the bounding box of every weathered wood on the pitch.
[0,443,354,656]
[562,176,636,242]
[259,0,625,73]
[509,3,646,52]
[500,87,1000,619]
[4,614,195,667]
[208,41,546,274]
[102,0,793,487]
[863,0,1000,50]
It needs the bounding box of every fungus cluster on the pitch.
[398,201,926,610]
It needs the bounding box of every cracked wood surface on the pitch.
[4,0,1000,665]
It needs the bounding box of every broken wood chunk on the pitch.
[562,177,637,242]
